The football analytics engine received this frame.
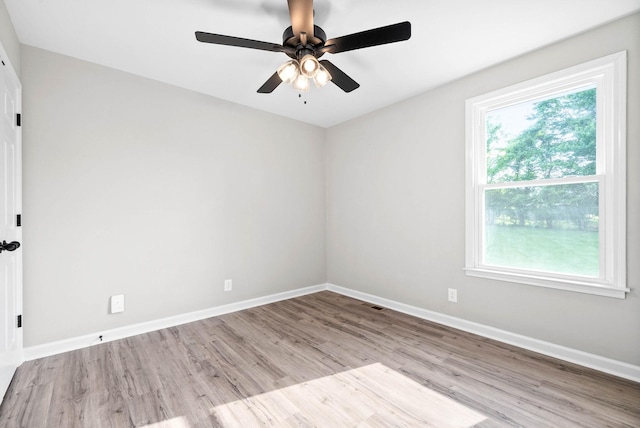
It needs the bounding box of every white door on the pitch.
[0,51,22,403]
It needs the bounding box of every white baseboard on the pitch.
[327,283,640,383]
[23,282,640,383]
[23,283,326,361]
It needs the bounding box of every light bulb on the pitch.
[313,64,332,88]
[277,60,299,84]
[293,74,310,92]
[300,54,319,78]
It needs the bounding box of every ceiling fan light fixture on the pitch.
[293,74,310,92]
[277,59,300,84]
[313,64,332,88]
[299,54,320,78]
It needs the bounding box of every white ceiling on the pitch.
[5,0,640,128]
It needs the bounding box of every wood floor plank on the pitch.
[1,291,639,427]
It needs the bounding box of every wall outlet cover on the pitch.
[110,294,125,314]
[448,288,458,303]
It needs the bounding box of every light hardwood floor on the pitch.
[1,291,638,427]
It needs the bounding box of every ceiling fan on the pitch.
[195,0,411,93]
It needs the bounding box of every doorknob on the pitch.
[0,240,20,253]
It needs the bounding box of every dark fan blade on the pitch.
[257,72,282,93]
[319,60,359,93]
[195,31,293,54]
[322,21,411,54]
[287,0,314,38]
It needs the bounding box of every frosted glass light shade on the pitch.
[313,64,332,88]
[277,60,300,84]
[293,74,310,92]
[300,54,320,78]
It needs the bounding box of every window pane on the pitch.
[484,182,599,277]
[486,86,596,184]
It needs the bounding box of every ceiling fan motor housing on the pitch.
[282,25,327,60]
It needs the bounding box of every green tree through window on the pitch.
[487,88,596,184]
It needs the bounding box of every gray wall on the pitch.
[0,0,20,75]
[326,13,640,366]
[22,46,327,346]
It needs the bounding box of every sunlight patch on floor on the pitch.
[141,416,191,428]
[211,363,488,427]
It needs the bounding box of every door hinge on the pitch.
[17,315,22,328]
[16,214,21,227]
[16,113,21,127]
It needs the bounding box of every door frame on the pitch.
[0,40,23,404]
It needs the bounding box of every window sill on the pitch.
[464,267,629,299]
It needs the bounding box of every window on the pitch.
[465,52,627,298]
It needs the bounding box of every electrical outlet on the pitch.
[224,279,232,292]
[448,288,458,303]
[110,294,125,314]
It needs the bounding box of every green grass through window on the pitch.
[484,225,599,277]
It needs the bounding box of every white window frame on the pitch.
[465,52,627,299]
